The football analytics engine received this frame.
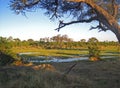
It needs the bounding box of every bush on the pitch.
[88,37,100,61]
[0,52,15,66]
[88,44,100,59]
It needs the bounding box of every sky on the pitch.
[0,0,118,42]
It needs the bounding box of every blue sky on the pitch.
[0,0,118,41]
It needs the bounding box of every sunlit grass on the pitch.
[1,59,120,88]
[11,46,120,58]
[11,47,88,57]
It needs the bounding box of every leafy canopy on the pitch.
[10,0,120,27]
[9,0,120,42]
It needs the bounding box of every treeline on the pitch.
[0,35,119,65]
[0,34,119,51]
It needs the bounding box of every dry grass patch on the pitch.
[0,59,120,88]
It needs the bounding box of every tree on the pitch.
[80,39,86,43]
[88,37,100,61]
[0,37,11,54]
[0,37,15,66]
[87,37,99,43]
[13,38,21,47]
[10,0,120,42]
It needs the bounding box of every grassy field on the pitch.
[0,46,120,88]
[52,59,120,88]
[0,59,120,88]
[12,47,88,57]
[11,46,120,58]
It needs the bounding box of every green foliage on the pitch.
[0,37,11,54]
[88,44,100,59]
[0,37,16,66]
[88,37,100,59]
[9,0,120,21]
[0,52,15,66]
[0,36,119,62]
[1,36,119,51]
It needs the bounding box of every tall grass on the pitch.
[1,59,120,88]
[0,66,93,88]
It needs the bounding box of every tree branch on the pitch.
[23,0,40,8]
[119,5,120,8]
[97,0,104,5]
[50,0,59,19]
[90,22,108,32]
[66,0,118,24]
[55,16,97,31]
[111,0,119,18]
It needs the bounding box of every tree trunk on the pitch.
[67,0,120,42]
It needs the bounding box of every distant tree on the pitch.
[27,39,34,46]
[79,39,87,47]
[27,39,34,42]
[45,37,50,42]
[80,39,86,43]
[21,40,29,47]
[14,38,21,42]
[40,38,45,42]
[0,37,11,54]
[13,38,21,47]
[7,36,13,42]
[88,37,99,43]
[10,0,120,42]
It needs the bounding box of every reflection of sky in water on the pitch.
[18,52,39,55]
[19,52,119,63]
[28,57,88,63]
[28,55,119,63]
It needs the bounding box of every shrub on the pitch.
[88,37,100,61]
[0,52,15,66]
[88,44,100,59]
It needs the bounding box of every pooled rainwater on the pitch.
[27,57,89,63]
[18,52,119,63]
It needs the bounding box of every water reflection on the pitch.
[18,52,119,63]
[28,57,88,63]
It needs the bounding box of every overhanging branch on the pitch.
[90,22,108,32]
[22,0,40,8]
[55,16,97,31]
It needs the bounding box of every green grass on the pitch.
[12,48,88,58]
[1,46,120,88]
[16,50,120,59]
[11,46,120,59]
